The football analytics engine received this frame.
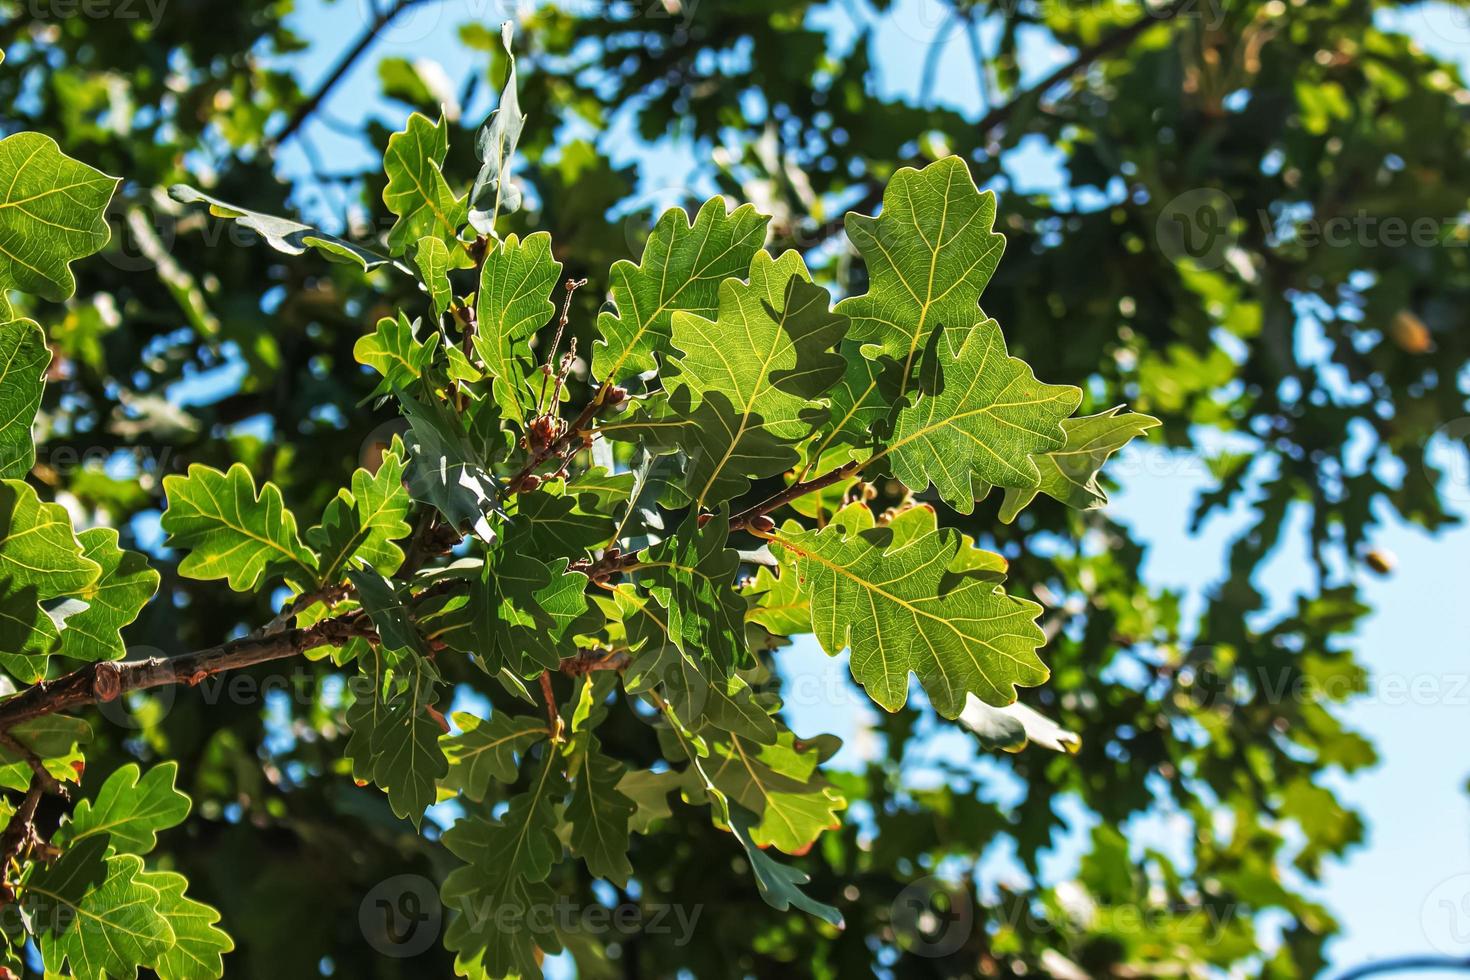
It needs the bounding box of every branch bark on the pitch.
[0,615,375,733]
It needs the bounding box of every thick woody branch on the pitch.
[0,615,375,733]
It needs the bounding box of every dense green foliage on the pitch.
[0,0,1465,976]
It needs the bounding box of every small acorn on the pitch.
[1364,548,1396,575]
[518,473,542,493]
[750,515,776,533]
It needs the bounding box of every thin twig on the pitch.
[267,0,446,150]
[538,671,562,742]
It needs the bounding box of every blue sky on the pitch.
[264,1,1470,975]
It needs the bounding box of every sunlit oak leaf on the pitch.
[471,231,561,429]
[170,186,391,271]
[32,854,174,980]
[141,871,234,980]
[382,112,467,257]
[593,197,769,382]
[55,528,158,663]
[59,762,190,855]
[160,463,318,591]
[0,132,117,301]
[309,439,413,584]
[998,406,1161,522]
[0,318,49,478]
[706,729,846,854]
[0,479,100,679]
[885,318,1080,514]
[414,235,452,319]
[440,710,548,802]
[776,502,1047,716]
[835,156,1005,392]
[353,312,440,402]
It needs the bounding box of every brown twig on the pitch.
[267,0,447,150]
[559,649,631,677]
[538,671,562,742]
[0,733,66,800]
[0,779,45,902]
[0,615,375,733]
[537,278,589,416]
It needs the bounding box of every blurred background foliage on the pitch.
[1,0,1467,976]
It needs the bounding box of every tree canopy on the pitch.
[0,1,1465,976]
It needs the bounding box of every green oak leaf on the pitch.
[0,132,118,301]
[441,711,548,802]
[471,231,561,428]
[56,528,159,663]
[0,479,100,679]
[308,439,412,584]
[160,463,318,591]
[59,762,189,855]
[428,550,597,675]
[885,318,1081,513]
[141,871,234,980]
[665,251,847,507]
[616,768,680,834]
[354,312,440,402]
[382,112,467,257]
[999,406,1161,522]
[661,715,841,926]
[397,386,500,543]
[346,566,426,656]
[668,250,847,437]
[593,197,769,382]
[468,22,526,233]
[566,729,636,885]
[170,186,391,271]
[616,585,777,745]
[0,318,49,478]
[603,385,799,507]
[730,805,843,925]
[372,657,447,827]
[32,854,174,980]
[636,510,747,674]
[707,730,846,854]
[802,341,900,467]
[507,481,619,560]
[348,649,446,827]
[835,155,1005,392]
[414,235,452,319]
[743,545,811,637]
[441,751,567,978]
[776,502,1047,716]
[0,714,91,791]
[23,836,108,935]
